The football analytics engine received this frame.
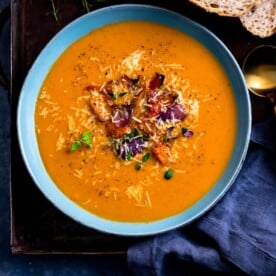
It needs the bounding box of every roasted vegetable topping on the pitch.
[158,103,187,122]
[182,128,194,137]
[111,104,132,127]
[113,134,146,160]
[87,72,193,165]
[148,72,165,90]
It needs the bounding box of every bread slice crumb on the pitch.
[240,0,276,38]
[188,0,261,16]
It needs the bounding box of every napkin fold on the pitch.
[128,117,276,275]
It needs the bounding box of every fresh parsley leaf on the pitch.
[81,131,92,148]
[71,140,81,151]
[126,152,131,161]
[70,131,93,151]
[128,132,134,139]
[119,92,127,97]
[108,92,117,100]
[142,152,151,163]
[134,152,150,171]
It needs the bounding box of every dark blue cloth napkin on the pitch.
[127,116,276,275]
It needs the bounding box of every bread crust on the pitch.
[188,0,275,37]
[240,0,276,38]
[188,0,260,16]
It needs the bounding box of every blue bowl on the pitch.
[17,4,251,236]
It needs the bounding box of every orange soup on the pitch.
[35,21,237,222]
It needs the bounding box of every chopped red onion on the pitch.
[182,128,194,137]
[158,103,186,121]
[111,105,132,127]
[114,136,145,160]
[184,130,193,137]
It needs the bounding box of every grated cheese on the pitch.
[132,116,142,123]
[126,184,143,203]
[73,169,83,179]
[56,133,65,151]
[145,191,152,208]
[67,115,76,132]
[121,50,145,72]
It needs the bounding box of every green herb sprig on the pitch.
[107,91,127,101]
[135,152,151,170]
[107,92,117,100]
[50,0,59,21]
[82,0,91,12]
[49,0,107,21]
[118,92,127,97]
[71,131,93,151]
[164,169,174,180]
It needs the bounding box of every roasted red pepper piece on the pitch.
[148,102,162,117]
[85,84,99,91]
[106,122,131,138]
[148,73,165,90]
[152,143,170,165]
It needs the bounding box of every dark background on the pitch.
[1,0,275,274]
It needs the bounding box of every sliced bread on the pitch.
[188,0,261,16]
[240,0,276,38]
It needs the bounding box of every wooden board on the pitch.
[10,0,275,254]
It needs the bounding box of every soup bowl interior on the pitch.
[17,4,251,236]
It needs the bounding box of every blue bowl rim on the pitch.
[17,4,252,236]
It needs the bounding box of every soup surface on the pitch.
[35,21,237,222]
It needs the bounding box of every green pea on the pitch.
[164,169,174,180]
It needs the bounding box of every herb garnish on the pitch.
[135,152,151,170]
[119,92,127,97]
[107,92,117,100]
[71,131,93,151]
[50,0,59,21]
[127,132,135,139]
[126,152,131,161]
[135,163,142,171]
[107,91,127,100]
[82,0,91,12]
[49,0,106,21]
[142,152,151,162]
[164,169,174,180]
